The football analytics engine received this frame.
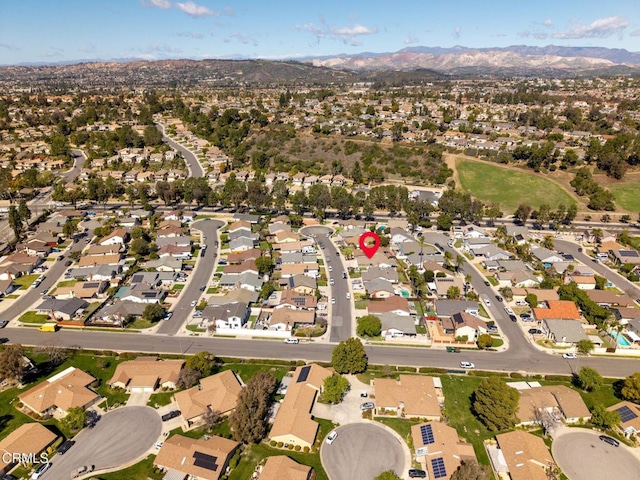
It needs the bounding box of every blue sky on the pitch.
[1,0,639,64]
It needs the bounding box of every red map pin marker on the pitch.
[359,232,380,259]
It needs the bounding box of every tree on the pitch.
[576,339,595,355]
[0,344,24,381]
[142,303,165,323]
[36,343,69,367]
[374,471,402,480]
[8,205,23,240]
[525,293,538,308]
[451,460,490,480]
[357,315,382,338]
[514,204,532,224]
[621,372,640,402]
[577,366,603,391]
[542,235,554,250]
[446,286,461,299]
[255,256,274,275]
[17,199,31,223]
[62,406,88,431]
[62,220,77,238]
[130,237,150,256]
[185,351,216,377]
[322,374,350,404]
[202,408,223,432]
[332,338,368,374]
[473,377,520,431]
[477,334,494,349]
[436,213,453,231]
[229,370,277,444]
[177,368,202,389]
[590,404,621,430]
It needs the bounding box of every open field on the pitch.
[607,180,640,213]
[455,158,577,212]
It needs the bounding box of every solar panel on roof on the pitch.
[420,424,435,444]
[193,452,219,471]
[297,365,311,383]
[431,457,447,479]
[142,291,158,297]
[131,274,143,283]
[84,282,99,288]
[616,405,638,423]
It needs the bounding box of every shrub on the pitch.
[277,442,283,448]
[269,440,276,447]
[294,445,301,451]
[287,444,294,450]
[303,446,310,453]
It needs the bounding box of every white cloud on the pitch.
[552,15,628,39]
[176,1,218,18]
[453,26,461,40]
[492,33,507,38]
[294,21,377,46]
[630,29,640,37]
[542,19,553,27]
[176,32,204,39]
[404,35,419,45]
[226,33,258,46]
[146,0,171,9]
[518,30,549,40]
[0,43,19,51]
[223,6,235,17]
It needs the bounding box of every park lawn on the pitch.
[608,180,640,212]
[456,158,576,212]
[441,375,495,465]
[99,455,163,480]
[18,312,50,324]
[13,274,39,290]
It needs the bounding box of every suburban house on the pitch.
[362,266,398,283]
[364,278,396,298]
[531,247,564,265]
[441,311,488,341]
[268,309,315,331]
[154,434,239,480]
[286,275,317,295]
[511,384,591,425]
[410,422,476,480]
[377,312,417,337]
[433,276,466,298]
[78,253,122,267]
[174,370,244,430]
[201,302,249,330]
[0,424,57,475]
[607,401,640,437]
[434,300,480,318]
[491,431,554,480]
[258,455,313,480]
[18,367,100,417]
[373,375,443,419]
[108,357,184,392]
[218,272,263,292]
[98,228,130,246]
[35,298,89,321]
[119,283,166,304]
[53,280,108,300]
[367,296,411,316]
[95,300,147,326]
[276,290,318,311]
[532,301,582,323]
[269,364,333,448]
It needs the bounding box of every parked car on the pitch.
[408,469,427,478]
[495,295,504,302]
[482,298,491,307]
[520,313,532,321]
[508,314,518,322]
[0,320,8,328]
[3,474,18,480]
[57,440,75,455]
[360,392,368,398]
[346,293,351,299]
[483,280,491,286]
[163,312,173,320]
[161,410,181,422]
[360,402,375,410]
[65,260,72,266]
[342,272,347,279]
[326,431,338,445]
[71,465,94,478]
[283,338,299,344]
[56,255,64,261]
[599,435,619,447]
[30,462,50,479]
[329,279,335,286]
[562,353,578,359]
[528,328,542,335]
[515,300,528,306]
[331,297,336,304]
[199,285,206,291]
[460,361,475,369]
[190,300,197,307]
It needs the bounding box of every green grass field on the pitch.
[456,158,576,212]
[607,181,640,212]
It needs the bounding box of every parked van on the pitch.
[38,323,59,332]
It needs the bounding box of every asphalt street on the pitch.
[45,406,161,479]
[552,429,640,480]
[321,423,406,480]
[156,219,225,335]
[302,225,353,342]
[157,124,204,178]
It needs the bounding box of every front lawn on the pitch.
[127,318,159,330]
[56,279,78,288]
[18,312,50,324]
[375,417,422,447]
[13,274,39,290]
[99,455,163,480]
[147,391,176,408]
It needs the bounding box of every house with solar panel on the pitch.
[154,434,239,480]
[607,401,640,437]
[269,364,333,448]
[411,422,476,480]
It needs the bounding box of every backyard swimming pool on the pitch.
[611,331,631,347]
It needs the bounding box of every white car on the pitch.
[483,298,491,307]
[331,297,336,304]
[284,338,299,344]
[328,266,333,272]
[346,293,351,299]
[31,462,51,479]
[460,361,475,369]
[190,300,197,307]
[562,353,578,359]
[326,431,338,445]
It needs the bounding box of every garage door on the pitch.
[131,387,154,393]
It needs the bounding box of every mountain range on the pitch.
[305,44,640,75]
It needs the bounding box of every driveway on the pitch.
[44,406,162,479]
[312,375,373,425]
[321,423,408,480]
[552,429,640,480]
